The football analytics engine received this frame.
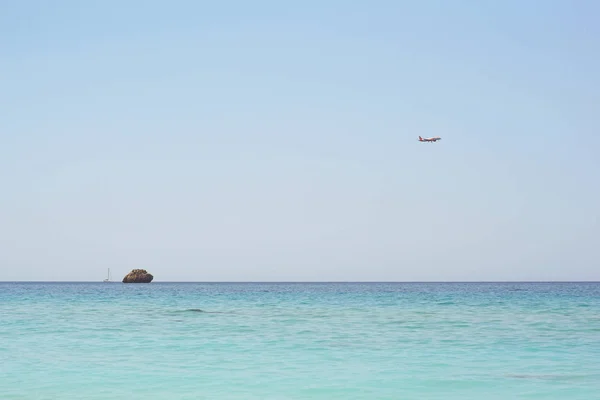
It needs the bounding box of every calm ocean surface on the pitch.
[1,282,599,399]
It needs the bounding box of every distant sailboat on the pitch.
[103,268,111,282]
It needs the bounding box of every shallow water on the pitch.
[1,282,599,399]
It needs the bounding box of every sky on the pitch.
[1,0,599,281]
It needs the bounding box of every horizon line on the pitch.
[1,280,599,284]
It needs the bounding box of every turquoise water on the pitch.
[1,282,599,399]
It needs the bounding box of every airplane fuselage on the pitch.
[418,136,441,142]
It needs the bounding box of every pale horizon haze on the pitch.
[1,0,599,282]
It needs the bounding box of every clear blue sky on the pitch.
[1,0,598,281]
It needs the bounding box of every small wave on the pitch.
[506,374,589,381]
[178,308,232,314]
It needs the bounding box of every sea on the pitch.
[1,282,599,399]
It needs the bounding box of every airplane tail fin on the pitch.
[418,136,422,140]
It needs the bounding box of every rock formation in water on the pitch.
[122,269,154,283]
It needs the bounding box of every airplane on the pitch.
[418,136,441,142]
